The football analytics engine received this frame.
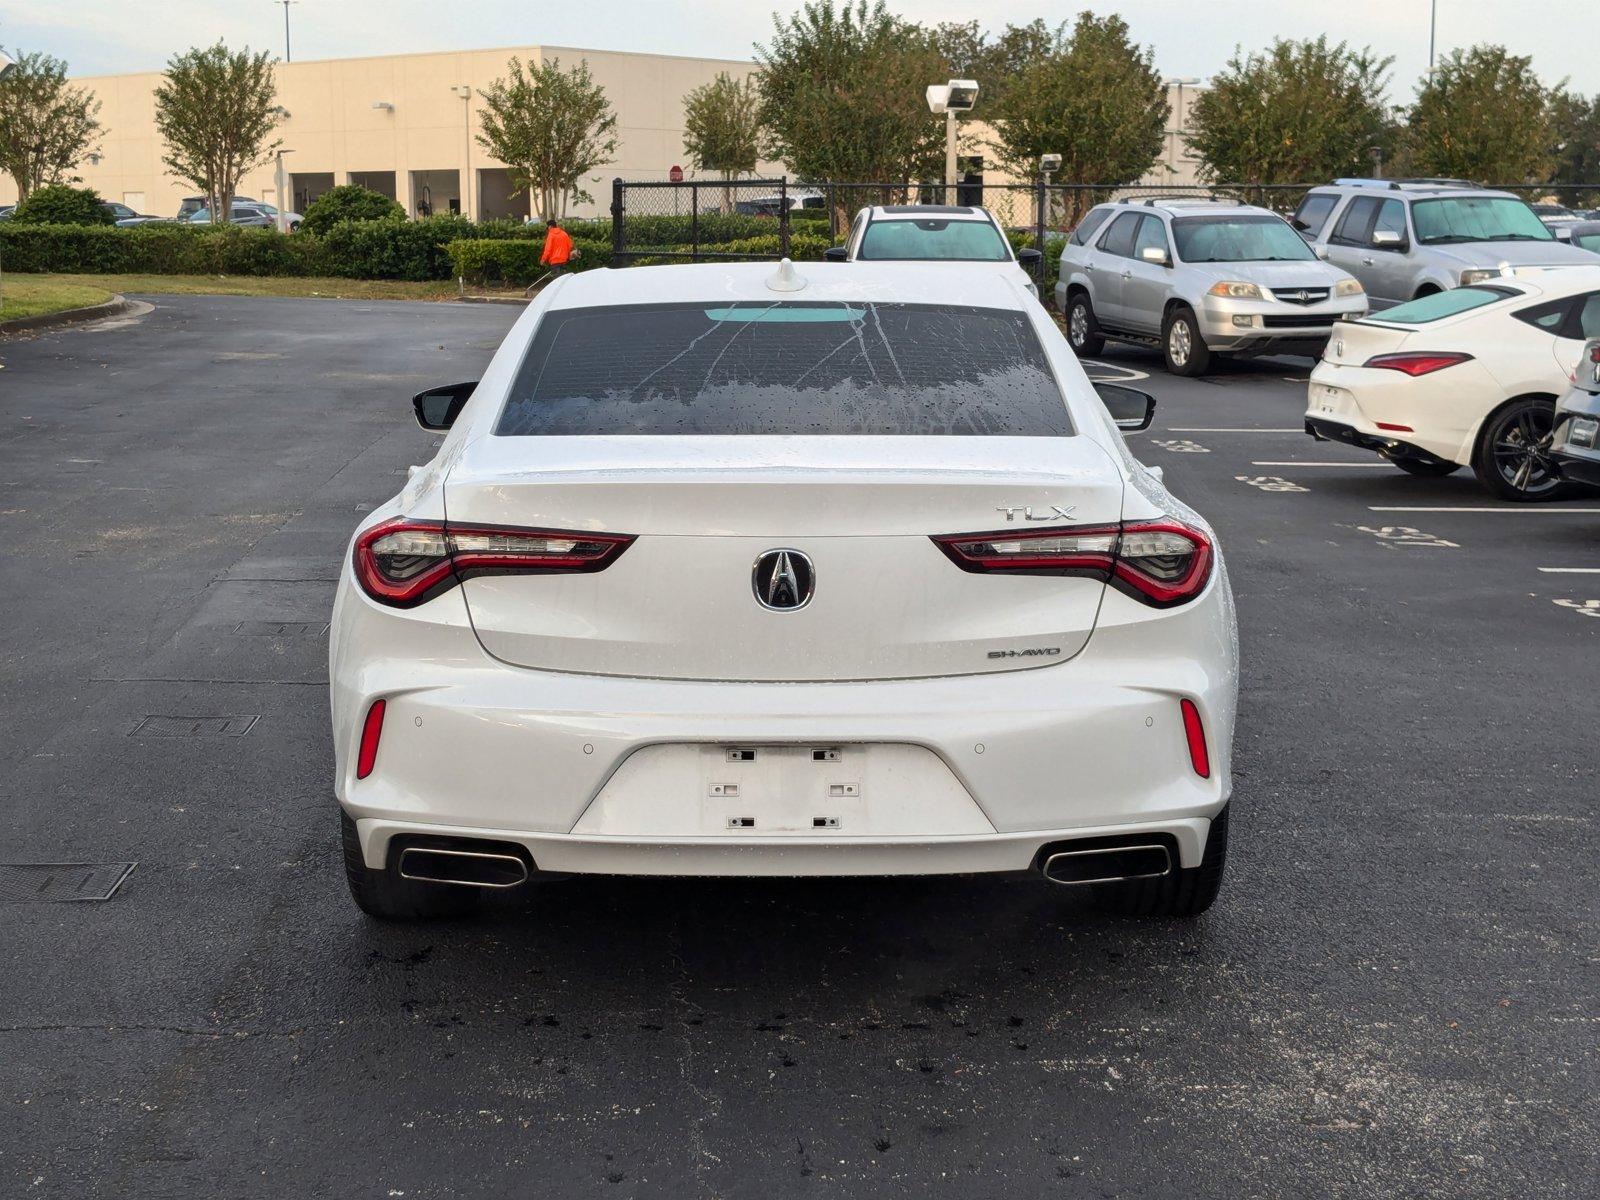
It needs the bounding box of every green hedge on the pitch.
[446,237,612,285]
[0,222,318,275]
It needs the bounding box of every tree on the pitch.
[1188,37,1393,183]
[0,49,103,201]
[755,0,949,183]
[301,183,405,235]
[10,182,110,225]
[682,72,762,179]
[1407,46,1559,183]
[933,19,1055,113]
[477,56,617,221]
[988,15,1166,187]
[154,43,282,226]
[1550,93,1600,206]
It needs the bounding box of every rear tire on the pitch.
[1471,397,1573,502]
[1091,806,1229,918]
[1162,306,1212,377]
[341,809,481,921]
[1066,292,1105,356]
[1389,457,1461,477]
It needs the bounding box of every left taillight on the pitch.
[932,519,1212,609]
[1363,351,1473,377]
[353,518,635,608]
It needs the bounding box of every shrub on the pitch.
[446,236,610,285]
[11,184,113,226]
[300,184,406,236]
[0,221,317,276]
[316,213,477,279]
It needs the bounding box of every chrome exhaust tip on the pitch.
[398,846,530,889]
[1041,843,1171,886]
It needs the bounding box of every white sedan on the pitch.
[824,204,1042,298]
[1305,267,1600,500]
[330,260,1237,920]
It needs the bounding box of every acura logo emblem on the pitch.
[1294,289,1310,302]
[752,548,814,611]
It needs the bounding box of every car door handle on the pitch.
[1120,270,1131,280]
[1084,263,1095,272]
[1361,256,1375,266]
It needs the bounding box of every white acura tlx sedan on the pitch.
[330,260,1239,920]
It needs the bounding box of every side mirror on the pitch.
[1371,229,1405,249]
[413,381,476,431]
[823,246,848,262]
[1314,245,1330,260]
[1017,247,1043,265]
[1094,382,1156,432]
[1138,245,1171,267]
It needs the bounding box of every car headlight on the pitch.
[1333,278,1365,298]
[1207,281,1268,300]
[1459,267,1504,285]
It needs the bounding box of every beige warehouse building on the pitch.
[0,44,779,220]
[0,44,1204,219]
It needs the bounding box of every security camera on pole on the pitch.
[925,79,978,205]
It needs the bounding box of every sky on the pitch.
[3,0,1597,98]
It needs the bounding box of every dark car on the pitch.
[177,195,258,221]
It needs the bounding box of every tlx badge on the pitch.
[996,505,1076,522]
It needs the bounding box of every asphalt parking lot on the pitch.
[1,294,1595,1199]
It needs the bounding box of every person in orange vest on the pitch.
[540,217,576,276]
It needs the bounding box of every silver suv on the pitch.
[1056,198,1368,376]
[1292,179,1600,309]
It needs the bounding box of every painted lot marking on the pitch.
[1356,525,1459,548]
[1235,475,1309,493]
[1168,427,1303,433]
[1252,460,1384,468]
[1369,506,1600,514]
[1150,439,1209,454]
[1538,567,1600,574]
[1552,599,1600,617]
[1081,360,1151,383]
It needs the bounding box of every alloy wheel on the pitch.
[1491,405,1559,496]
[1168,320,1191,367]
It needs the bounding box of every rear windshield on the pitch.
[1412,197,1552,245]
[495,301,1073,437]
[1371,285,1518,324]
[1172,215,1315,262]
[858,219,1010,262]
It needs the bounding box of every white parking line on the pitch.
[1369,506,1600,514]
[1081,360,1151,383]
[1251,461,1382,468]
[1537,567,1600,574]
[1168,427,1303,433]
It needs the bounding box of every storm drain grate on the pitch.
[0,863,136,902]
[130,715,259,737]
[232,621,328,637]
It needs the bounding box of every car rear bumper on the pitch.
[331,573,1238,876]
[1304,416,1457,468]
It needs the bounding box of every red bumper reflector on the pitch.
[357,699,386,780]
[1375,421,1415,432]
[1180,698,1210,779]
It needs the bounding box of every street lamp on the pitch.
[926,79,978,204]
[453,85,472,219]
[274,148,295,232]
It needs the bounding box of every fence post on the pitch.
[778,177,790,259]
[610,177,625,268]
[691,183,700,263]
[1034,177,1047,284]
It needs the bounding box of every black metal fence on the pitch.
[609,176,1600,278]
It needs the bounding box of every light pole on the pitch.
[274,148,295,232]
[276,0,298,63]
[1428,0,1437,77]
[0,52,14,313]
[453,85,472,219]
[925,79,978,205]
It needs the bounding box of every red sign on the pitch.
[669,165,684,183]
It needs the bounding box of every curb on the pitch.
[457,294,531,306]
[0,295,136,336]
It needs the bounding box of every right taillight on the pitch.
[1363,351,1473,376]
[931,518,1212,608]
[353,518,634,608]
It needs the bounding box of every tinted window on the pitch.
[1098,212,1140,257]
[1378,286,1517,324]
[1331,197,1379,245]
[1173,215,1315,262]
[1071,207,1112,246]
[1372,199,1407,244]
[1580,294,1600,338]
[857,219,1009,261]
[1292,194,1337,236]
[1132,215,1169,258]
[496,302,1074,437]
[1412,197,1552,244]
[1574,231,1600,253]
